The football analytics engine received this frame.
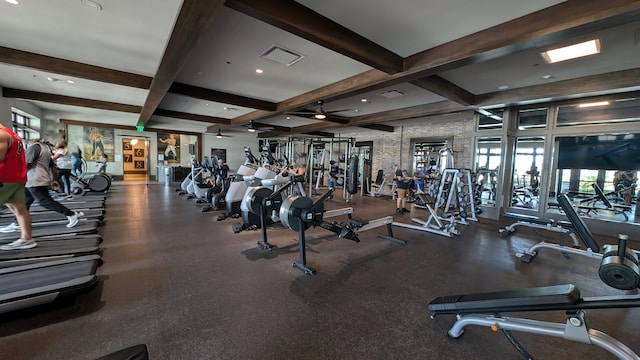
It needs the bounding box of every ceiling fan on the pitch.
[241,120,275,132]
[215,129,232,138]
[285,100,353,120]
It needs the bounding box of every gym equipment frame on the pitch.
[279,189,405,275]
[429,196,640,359]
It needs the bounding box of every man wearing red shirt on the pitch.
[0,123,35,250]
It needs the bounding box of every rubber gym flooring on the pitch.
[0,183,638,359]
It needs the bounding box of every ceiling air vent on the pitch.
[260,45,305,67]
[379,90,407,99]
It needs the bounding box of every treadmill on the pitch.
[0,254,101,314]
[0,220,100,242]
[0,234,102,267]
[0,208,105,224]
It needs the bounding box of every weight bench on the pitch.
[578,183,632,221]
[428,284,640,359]
[499,212,580,262]
[429,196,640,359]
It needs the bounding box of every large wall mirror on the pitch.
[550,133,639,223]
[474,136,502,207]
[510,137,545,210]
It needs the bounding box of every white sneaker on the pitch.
[67,213,79,228]
[0,222,20,233]
[0,238,37,250]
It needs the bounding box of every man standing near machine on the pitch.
[0,123,34,250]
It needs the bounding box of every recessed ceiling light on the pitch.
[66,80,75,84]
[541,39,600,64]
[578,101,610,108]
[5,0,20,5]
[205,103,209,106]
[498,85,509,90]
[255,69,263,74]
[542,74,552,80]
[286,116,291,120]
[361,98,368,102]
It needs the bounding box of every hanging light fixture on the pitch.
[130,138,139,146]
[216,129,223,138]
[314,108,327,120]
[247,120,257,132]
[314,100,327,119]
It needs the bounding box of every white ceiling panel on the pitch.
[0,63,148,105]
[159,93,255,118]
[297,0,566,57]
[175,7,372,102]
[440,19,640,95]
[0,0,182,75]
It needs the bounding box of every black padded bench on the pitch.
[429,284,580,315]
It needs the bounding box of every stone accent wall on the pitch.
[337,111,475,176]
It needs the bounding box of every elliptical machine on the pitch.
[216,146,259,220]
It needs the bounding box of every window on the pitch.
[517,108,547,129]
[557,96,640,127]
[477,109,504,130]
[11,109,39,141]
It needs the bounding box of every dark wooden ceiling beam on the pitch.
[169,83,277,111]
[153,109,232,125]
[138,0,225,125]
[225,0,403,74]
[0,46,152,89]
[234,1,640,127]
[61,119,202,136]
[304,131,335,138]
[3,88,141,113]
[403,0,640,76]
[231,69,396,125]
[256,130,289,139]
[411,76,477,106]
[358,124,395,132]
[477,67,640,107]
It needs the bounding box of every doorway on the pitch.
[122,137,149,182]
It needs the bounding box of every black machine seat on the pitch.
[501,212,574,230]
[556,194,600,253]
[503,212,553,226]
[429,284,580,315]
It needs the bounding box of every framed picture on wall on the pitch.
[158,133,180,163]
[211,148,226,162]
[84,126,114,161]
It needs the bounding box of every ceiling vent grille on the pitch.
[379,90,407,99]
[260,45,305,67]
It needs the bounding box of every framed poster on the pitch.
[211,148,226,162]
[84,126,114,161]
[158,133,180,163]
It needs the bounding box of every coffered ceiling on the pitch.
[0,0,639,137]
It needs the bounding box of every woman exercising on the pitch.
[395,169,411,214]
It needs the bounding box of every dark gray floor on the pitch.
[0,183,638,360]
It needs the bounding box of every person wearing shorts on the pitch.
[0,124,34,250]
[395,169,411,214]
